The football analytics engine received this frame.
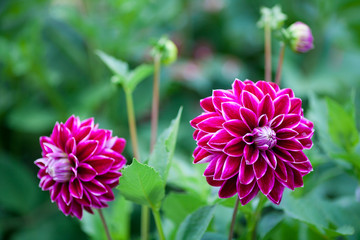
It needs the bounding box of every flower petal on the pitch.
[253,155,267,179]
[272,147,295,162]
[240,107,258,130]
[289,98,302,115]
[206,176,224,187]
[83,179,108,196]
[239,157,255,184]
[242,91,259,113]
[77,140,98,161]
[244,144,259,164]
[200,97,215,112]
[237,179,256,199]
[197,116,225,133]
[190,112,218,129]
[78,163,97,181]
[257,168,275,195]
[256,81,276,99]
[267,180,284,205]
[208,129,234,149]
[223,138,246,157]
[86,155,114,175]
[65,137,76,155]
[258,94,274,119]
[277,114,301,130]
[221,102,241,121]
[277,139,303,151]
[221,156,241,179]
[276,129,298,139]
[219,176,238,198]
[223,119,251,137]
[269,114,285,128]
[214,155,227,180]
[261,150,277,169]
[69,178,83,199]
[239,184,259,205]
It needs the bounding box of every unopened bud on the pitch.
[152,37,178,65]
[287,21,314,53]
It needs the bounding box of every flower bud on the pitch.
[287,21,314,53]
[152,37,178,65]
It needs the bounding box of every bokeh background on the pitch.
[1,0,360,239]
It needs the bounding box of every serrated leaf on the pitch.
[148,107,182,180]
[175,205,216,240]
[162,192,207,226]
[117,160,165,209]
[326,97,359,151]
[96,50,129,78]
[127,64,154,92]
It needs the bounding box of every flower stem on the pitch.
[151,208,166,240]
[247,195,267,240]
[98,209,112,240]
[275,42,286,86]
[124,89,140,161]
[150,54,161,151]
[265,23,272,82]
[141,205,150,240]
[228,197,240,240]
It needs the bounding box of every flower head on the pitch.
[190,79,314,205]
[35,115,126,219]
[287,21,314,53]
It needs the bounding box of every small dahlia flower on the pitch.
[190,79,314,205]
[287,21,314,53]
[35,115,126,219]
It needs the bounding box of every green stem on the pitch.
[152,208,166,240]
[265,23,272,82]
[98,209,112,240]
[124,89,140,161]
[150,54,161,152]
[228,197,240,240]
[275,42,286,86]
[247,195,267,240]
[141,205,150,240]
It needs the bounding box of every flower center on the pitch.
[46,156,72,182]
[253,126,277,151]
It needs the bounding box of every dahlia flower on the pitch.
[190,79,313,205]
[287,21,314,53]
[35,115,126,219]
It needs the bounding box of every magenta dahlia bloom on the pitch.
[35,115,126,219]
[190,79,314,205]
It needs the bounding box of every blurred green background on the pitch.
[1,0,360,239]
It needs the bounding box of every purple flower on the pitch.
[190,79,314,205]
[35,115,126,219]
[288,21,314,53]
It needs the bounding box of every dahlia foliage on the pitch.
[190,79,314,205]
[34,115,126,219]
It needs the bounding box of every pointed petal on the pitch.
[256,81,276,99]
[221,156,241,179]
[257,168,275,195]
[267,180,284,205]
[219,176,238,198]
[208,129,234,149]
[237,179,256,199]
[272,147,295,162]
[239,184,259,205]
[244,145,259,164]
[86,156,114,175]
[223,119,251,137]
[69,178,83,199]
[299,138,313,149]
[269,114,285,128]
[243,84,264,100]
[258,94,274,119]
[78,163,97,181]
[239,157,255,184]
[253,155,267,179]
[277,139,303,151]
[214,155,227,180]
[276,129,298,139]
[240,108,258,130]
[277,114,301,129]
[274,159,288,182]
[65,137,76,155]
[223,138,246,157]
[83,179,108,196]
[262,150,277,169]
[200,97,215,112]
[197,116,225,133]
[77,140,98,161]
[221,102,241,121]
[190,112,218,129]
[289,98,302,115]
[206,176,224,187]
[242,91,260,113]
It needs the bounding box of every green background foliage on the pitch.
[1,0,360,239]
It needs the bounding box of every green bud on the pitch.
[152,37,178,65]
[257,5,287,30]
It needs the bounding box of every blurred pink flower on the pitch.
[190,79,314,205]
[35,115,126,219]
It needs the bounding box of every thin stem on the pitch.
[152,208,166,240]
[141,205,150,240]
[150,54,161,152]
[275,42,286,86]
[228,197,240,240]
[124,89,140,161]
[98,209,112,240]
[265,23,272,82]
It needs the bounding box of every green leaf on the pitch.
[162,192,207,226]
[175,205,216,240]
[326,97,359,151]
[117,160,165,209]
[148,107,182,180]
[258,212,284,239]
[81,195,132,240]
[127,64,154,92]
[96,50,129,78]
